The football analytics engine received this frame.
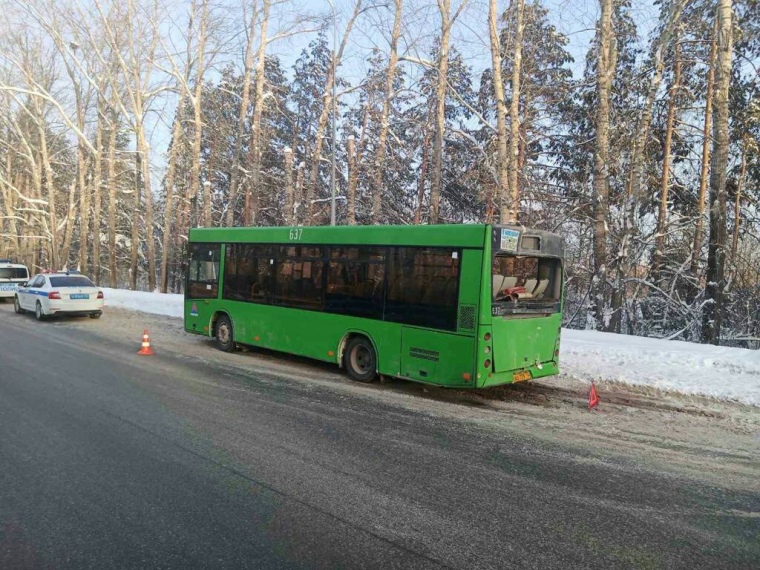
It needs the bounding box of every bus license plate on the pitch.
[70,293,89,300]
[513,370,532,382]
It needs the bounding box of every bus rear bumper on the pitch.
[478,360,559,388]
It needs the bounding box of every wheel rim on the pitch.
[350,345,373,374]
[14,298,19,311]
[218,322,230,345]
[36,304,41,318]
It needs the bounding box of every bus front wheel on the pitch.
[344,336,377,383]
[215,315,236,352]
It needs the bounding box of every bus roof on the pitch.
[189,224,491,248]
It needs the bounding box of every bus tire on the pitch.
[344,336,377,383]
[215,314,236,352]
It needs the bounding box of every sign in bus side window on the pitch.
[288,227,303,241]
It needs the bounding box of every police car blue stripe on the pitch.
[24,290,50,297]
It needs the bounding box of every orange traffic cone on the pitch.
[588,381,599,410]
[137,329,154,355]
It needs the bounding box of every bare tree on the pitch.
[283,145,295,224]
[95,0,162,290]
[190,0,212,228]
[245,0,270,226]
[225,0,259,228]
[613,0,687,326]
[370,0,402,224]
[305,0,363,225]
[488,0,509,224]
[505,0,525,224]
[702,0,732,344]
[731,135,749,260]
[591,0,617,331]
[691,15,718,276]
[653,35,682,281]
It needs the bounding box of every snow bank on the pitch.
[561,329,760,407]
[101,288,760,406]
[102,288,184,318]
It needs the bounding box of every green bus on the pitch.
[184,224,563,388]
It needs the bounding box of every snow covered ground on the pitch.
[103,288,760,407]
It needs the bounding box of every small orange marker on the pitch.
[588,381,600,410]
[137,329,154,356]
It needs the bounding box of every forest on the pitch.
[0,0,758,345]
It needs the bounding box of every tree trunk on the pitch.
[613,0,684,329]
[488,0,509,224]
[38,125,59,270]
[306,0,363,225]
[702,0,732,345]
[654,38,681,282]
[2,139,19,257]
[60,182,77,267]
[139,131,157,290]
[429,0,451,224]
[346,136,357,225]
[77,136,89,273]
[731,137,747,261]
[92,98,104,285]
[591,0,617,331]
[246,0,270,227]
[225,1,258,227]
[283,146,295,224]
[191,0,209,228]
[294,161,305,224]
[107,117,118,288]
[414,127,432,224]
[370,0,402,224]
[160,104,184,293]
[691,16,718,277]
[505,0,525,224]
[130,146,141,290]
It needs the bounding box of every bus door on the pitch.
[185,243,221,334]
[389,247,474,386]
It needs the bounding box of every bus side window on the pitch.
[187,243,220,299]
[385,247,460,330]
[222,244,274,304]
[325,246,385,318]
[275,246,325,309]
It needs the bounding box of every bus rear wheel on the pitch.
[344,336,377,383]
[215,315,236,352]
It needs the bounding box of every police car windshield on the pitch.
[49,276,94,287]
[0,268,28,280]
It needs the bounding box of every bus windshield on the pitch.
[492,254,562,315]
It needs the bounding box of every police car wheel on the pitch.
[35,302,46,321]
[14,296,24,314]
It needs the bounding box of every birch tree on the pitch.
[591,0,617,331]
[488,0,509,224]
[702,0,733,344]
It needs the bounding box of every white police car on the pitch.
[15,271,104,320]
[0,259,30,300]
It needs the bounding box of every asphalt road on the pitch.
[1,303,758,569]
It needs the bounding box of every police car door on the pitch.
[20,275,42,310]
